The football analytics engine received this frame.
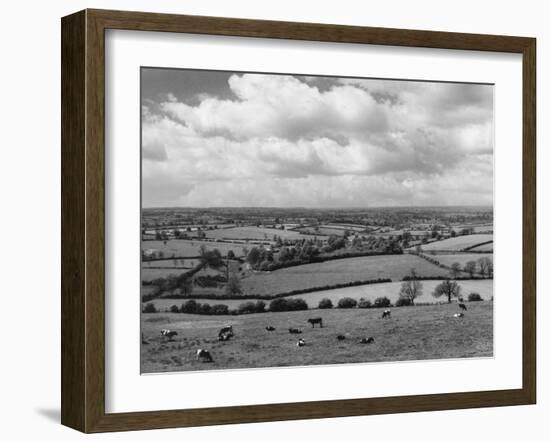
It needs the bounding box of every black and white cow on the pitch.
[337,335,346,341]
[196,349,213,362]
[360,337,375,344]
[307,317,323,328]
[218,325,234,338]
[453,313,465,318]
[381,310,391,319]
[296,338,306,347]
[265,326,276,332]
[160,329,178,341]
[218,331,233,341]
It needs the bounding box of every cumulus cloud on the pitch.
[141,70,493,208]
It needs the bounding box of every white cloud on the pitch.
[141,73,493,207]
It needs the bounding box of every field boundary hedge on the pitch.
[159,277,392,302]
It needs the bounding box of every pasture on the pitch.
[141,301,493,373]
[143,239,249,258]
[240,254,449,296]
[204,226,321,241]
[146,279,494,312]
[423,253,493,268]
[468,242,494,252]
[418,234,493,251]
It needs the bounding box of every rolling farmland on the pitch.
[468,242,494,252]
[240,254,449,296]
[203,226,323,241]
[418,234,493,251]
[425,253,493,268]
[143,239,249,258]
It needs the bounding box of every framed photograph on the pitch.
[61,9,536,433]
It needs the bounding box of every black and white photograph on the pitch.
[140,68,494,373]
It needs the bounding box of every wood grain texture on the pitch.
[61,10,86,432]
[60,8,537,433]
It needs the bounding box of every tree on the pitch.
[199,247,223,268]
[246,247,261,266]
[225,273,242,296]
[433,279,462,303]
[464,260,477,278]
[477,257,492,278]
[399,268,423,305]
[179,277,193,297]
[449,262,462,279]
[227,250,235,260]
[318,298,333,309]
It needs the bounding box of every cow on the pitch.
[218,325,233,338]
[218,331,233,341]
[265,326,276,332]
[296,338,306,347]
[337,335,346,341]
[160,329,178,341]
[289,328,302,334]
[307,317,323,328]
[196,349,213,362]
[458,303,467,311]
[453,313,465,318]
[381,310,391,319]
[360,337,375,344]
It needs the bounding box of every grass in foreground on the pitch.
[141,301,493,373]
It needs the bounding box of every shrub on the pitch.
[358,298,372,309]
[180,299,198,314]
[199,303,212,314]
[395,297,412,307]
[211,304,229,315]
[169,305,180,313]
[255,300,267,313]
[237,301,257,314]
[269,297,308,312]
[468,292,484,302]
[318,298,334,309]
[142,302,157,313]
[373,296,392,308]
[337,297,358,308]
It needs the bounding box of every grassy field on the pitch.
[146,279,493,311]
[424,253,493,268]
[240,254,449,296]
[418,234,493,251]
[141,301,493,373]
[204,226,322,241]
[143,239,249,258]
[468,242,494,252]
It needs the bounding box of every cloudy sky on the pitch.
[141,68,493,208]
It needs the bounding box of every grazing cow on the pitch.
[160,329,178,341]
[381,310,391,319]
[307,317,323,328]
[218,325,233,338]
[196,349,213,362]
[289,328,302,334]
[218,331,232,341]
[360,337,375,344]
[265,326,276,332]
[296,338,306,347]
[453,313,465,318]
[458,303,467,311]
[337,335,346,341]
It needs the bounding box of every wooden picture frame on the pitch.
[61,8,536,433]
